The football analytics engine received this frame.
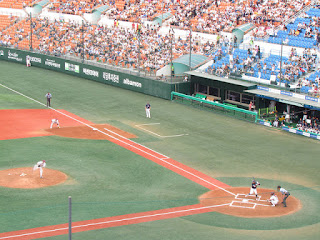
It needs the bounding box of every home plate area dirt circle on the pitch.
[199,187,301,218]
[0,168,68,189]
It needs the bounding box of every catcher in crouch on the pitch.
[267,192,279,207]
[248,179,260,199]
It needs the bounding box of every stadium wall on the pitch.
[0,47,190,99]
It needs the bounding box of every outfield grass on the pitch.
[0,60,319,240]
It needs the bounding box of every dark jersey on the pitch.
[252,182,259,189]
[146,103,150,109]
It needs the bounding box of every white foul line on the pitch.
[104,128,170,159]
[135,124,189,138]
[0,203,230,239]
[136,123,161,126]
[0,83,235,196]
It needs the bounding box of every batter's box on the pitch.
[235,194,261,201]
[230,201,256,209]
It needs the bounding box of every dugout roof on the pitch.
[245,89,320,110]
[187,71,257,87]
[174,54,210,69]
[153,12,173,26]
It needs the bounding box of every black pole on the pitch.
[170,29,173,83]
[279,41,283,86]
[138,30,141,76]
[189,24,192,71]
[68,196,72,240]
[30,13,33,51]
[82,21,84,63]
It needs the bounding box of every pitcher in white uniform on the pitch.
[33,160,46,178]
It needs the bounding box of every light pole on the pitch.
[189,23,192,71]
[81,20,84,63]
[279,40,283,86]
[170,28,174,83]
[30,13,33,51]
[137,28,141,76]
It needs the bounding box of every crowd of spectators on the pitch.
[276,47,316,81]
[206,40,261,78]
[0,0,39,9]
[0,0,317,80]
[107,0,169,22]
[251,0,309,38]
[107,0,311,34]
[48,0,107,15]
[45,0,310,34]
[0,0,311,36]
[296,115,320,134]
[171,0,309,34]
[1,17,215,74]
[204,40,318,91]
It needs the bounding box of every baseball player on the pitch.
[277,185,290,207]
[45,92,52,107]
[248,179,260,199]
[26,55,31,67]
[50,118,60,129]
[267,192,279,207]
[33,160,46,178]
[145,103,151,118]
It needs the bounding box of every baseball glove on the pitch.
[38,165,41,167]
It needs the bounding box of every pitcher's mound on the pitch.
[199,187,301,218]
[0,167,68,189]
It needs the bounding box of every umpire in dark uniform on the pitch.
[45,92,52,107]
[277,185,290,207]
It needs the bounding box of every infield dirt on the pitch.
[199,187,301,218]
[0,167,67,189]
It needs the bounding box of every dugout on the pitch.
[245,88,320,121]
[187,71,257,110]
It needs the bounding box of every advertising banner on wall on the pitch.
[0,46,174,99]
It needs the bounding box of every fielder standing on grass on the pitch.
[33,160,46,179]
[145,102,151,118]
[277,185,290,207]
[45,92,52,107]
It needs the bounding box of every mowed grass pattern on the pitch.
[0,61,319,240]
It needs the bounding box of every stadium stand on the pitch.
[0,0,40,9]
[48,0,107,15]
[0,0,318,91]
[0,15,209,73]
[0,14,18,33]
[269,5,320,49]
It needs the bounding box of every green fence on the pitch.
[0,46,186,100]
[171,91,258,122]
[259,106,277,120]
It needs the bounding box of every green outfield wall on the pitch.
[0,46,190,99]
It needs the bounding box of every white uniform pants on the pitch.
[33,165,43,178]
[50,120,60,129]
[146,109,151,118]
[249,188,257,195]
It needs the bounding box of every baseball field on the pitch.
[0,60,319,240]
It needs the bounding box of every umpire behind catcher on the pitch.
[277,185,290,207]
